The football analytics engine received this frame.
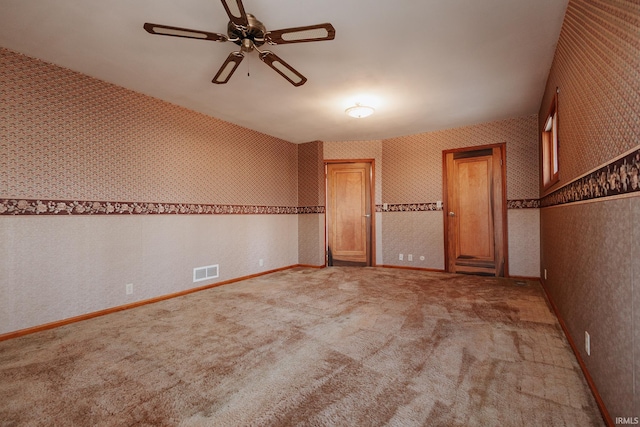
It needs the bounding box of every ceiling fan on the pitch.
[144,0,336,87]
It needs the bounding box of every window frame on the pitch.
[542,92,559,190]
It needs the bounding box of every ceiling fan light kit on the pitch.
[144,0,335,87]
[346,104,375,119]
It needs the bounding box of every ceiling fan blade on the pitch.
[220,0,249,30]
[266,23,336,45]
[212,52,244,84]
[259,51,307,87]
[143,23,228,42]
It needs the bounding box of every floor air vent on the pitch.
[193,265,219,283]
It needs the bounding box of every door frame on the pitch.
[324,159,376,267]
[442,143,508,276]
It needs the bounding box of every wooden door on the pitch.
[326,162,373,266]
[443,145,507,276]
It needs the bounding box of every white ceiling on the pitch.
[0,0,568,143]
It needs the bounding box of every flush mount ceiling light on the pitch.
[345,103,375,118]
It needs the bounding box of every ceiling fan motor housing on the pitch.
[228,14,266,52]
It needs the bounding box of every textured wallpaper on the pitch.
[539,0,640,193]
[297,141,325,266]
[318,119,540,273]
[0,48,302,335]
[538,0,640,420]
[382,115,540,204]
[297,141,325,208]
[380,116,540,273]
[0,48,297,208]
[541,199,636,418]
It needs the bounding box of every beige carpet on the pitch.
[0,267,603,426]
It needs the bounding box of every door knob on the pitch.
[363,214,371,218]
[449,211,455,217]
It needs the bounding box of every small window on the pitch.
[542,91,559,189]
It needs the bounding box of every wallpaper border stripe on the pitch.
[541,147,640,208]
[376,203,441,212]
[0,199,547,216]
[0,199,325,216]
[376,199,540,212]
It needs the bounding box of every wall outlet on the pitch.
[383,203,388,211]
[259,259,264,267]
[420,256,425,261]
[436,201,442,209]
[585,331,591,356]
[126,283,133,295]
[408,254,413,261]
[399,254,404,261]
